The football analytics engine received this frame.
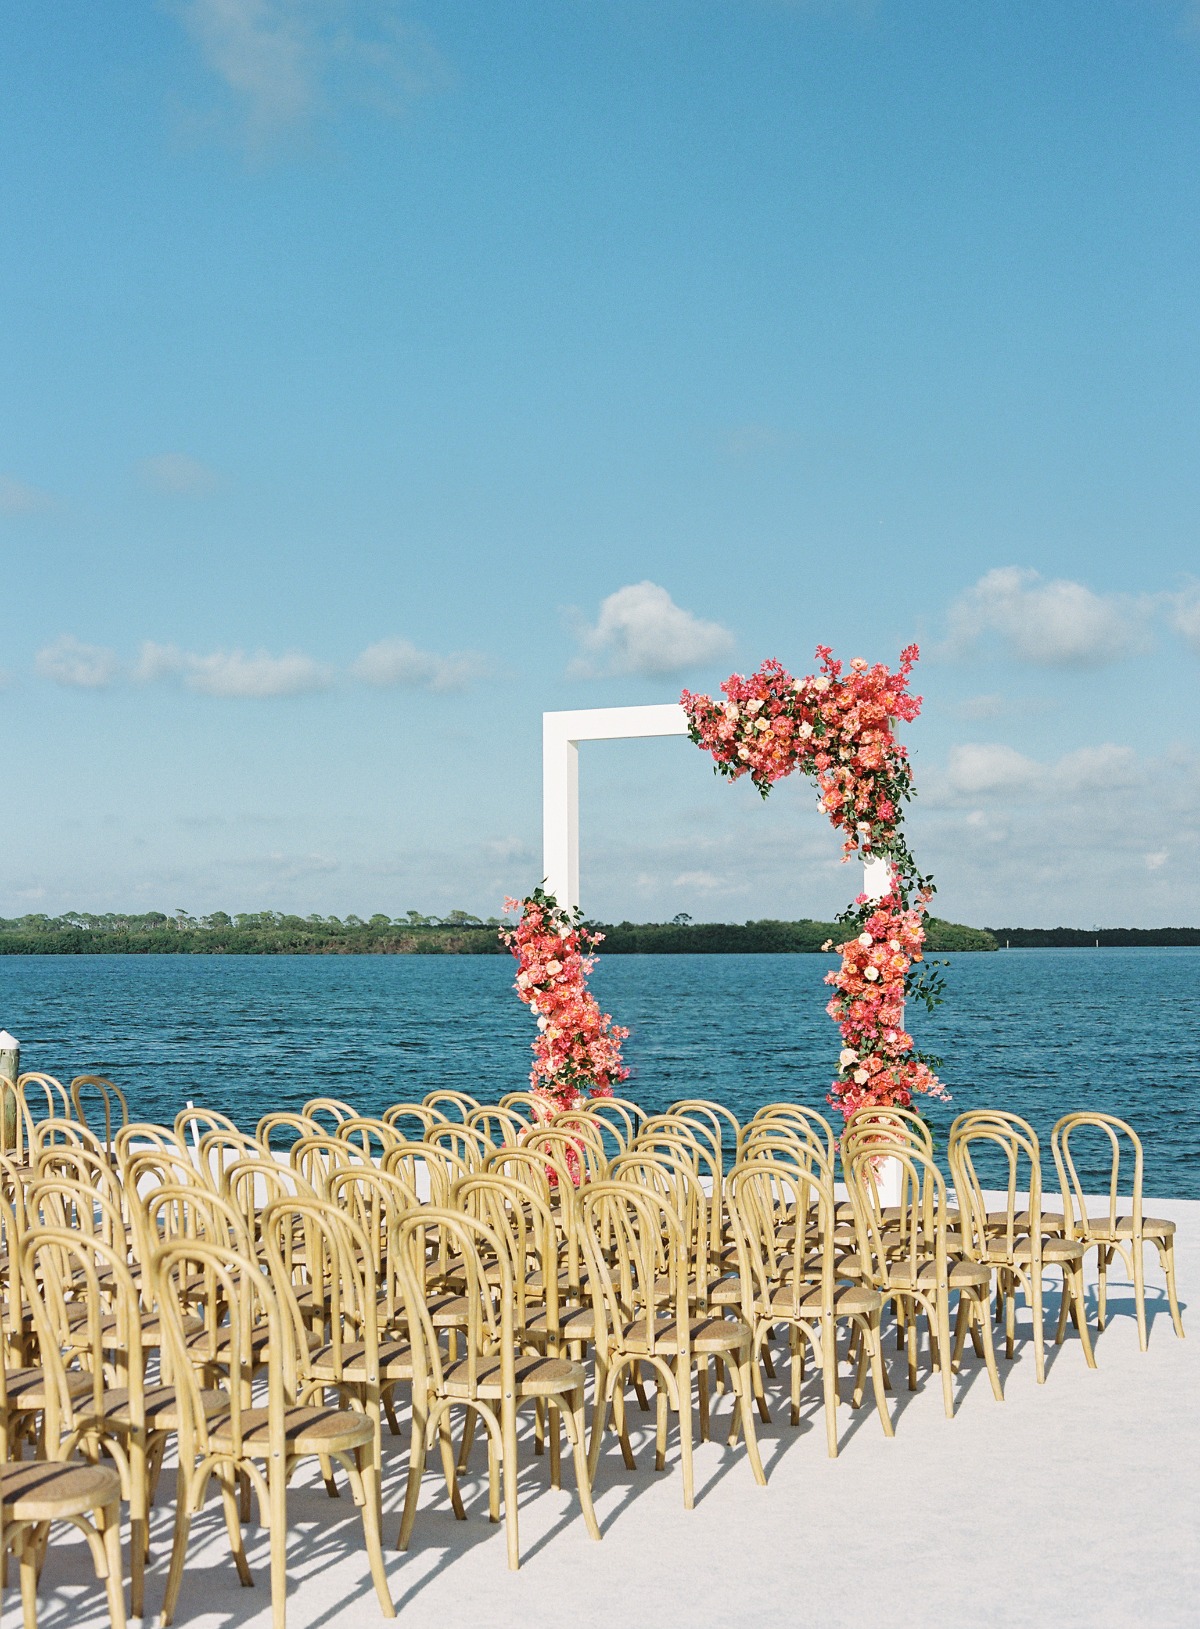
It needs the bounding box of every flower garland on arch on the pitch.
[500,886,630,1121]
[681,644,949,1120]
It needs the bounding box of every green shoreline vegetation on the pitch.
[0,912,1194,956]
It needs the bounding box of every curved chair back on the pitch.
[69,1075,129,1157]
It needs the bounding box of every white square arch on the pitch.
[542,703,890,914]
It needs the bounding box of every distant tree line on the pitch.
[0,909,998,955]
[987,926,1200,948]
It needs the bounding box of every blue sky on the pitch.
[2,0,1199,927]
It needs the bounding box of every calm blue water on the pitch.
[1,949,1196,1197]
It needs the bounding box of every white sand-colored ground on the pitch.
[6,1197,1197,1629]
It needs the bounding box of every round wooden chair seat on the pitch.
[98,1383,230,1433]
[210,1403,374,1455]
[1094,1215,1175,1240]
[761,1281,882,1319]
[441,1352,584,1399]
[0,1459,122,1523]
[3,1366,95,1410]
[621,1313,751,1356]
[874,1256,990,1292]
[309,1337,414,1383]
[425,1291,470,1328]
[527,1304,596,1342]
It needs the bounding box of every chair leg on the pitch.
[937,1295,955,1418]
[456,1405,478,1472]
[735,1357,767,1486]
[501,1403,520,1571]
[975,1293,1004,1402]
[100,1501,128,1629]
[677,1363,694,1511]
[1160,1238,1185,1339]
[1132,1241,1148,1352]
[1069,1265,1097,1369]
[215,1462,253,1588]
[567,1388,602,1541]
[355,1448,396,1618]
[613,1379,636,1470]
[20,1532,39,1629]
[1032,1267,1046,1385]
[268,1457,288,1629]
[654,1381,668,1472]
[396,1404,428,1551]
[128,1437,148,1619]
[586,1364,611,1483]
[1097,1244,1109,1330]
[436,1415,465,1521]
[548,1401,562,1490]
[821,1331,839,1458]
[866,1313,893,1437]
[159,1475,193,1629]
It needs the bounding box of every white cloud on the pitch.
[185,649,334,698]
[35,635,121,690]
[0,474,56,516]
[1144,850,1169,872]
[173,0,445,143]
[569,581,735,679]
[351,637,484,692]
[1167,586,1200,655]
[1053,743,1138,794]
[945,743,1040,797]
[138,452,219,496]
[946,567,1151,667]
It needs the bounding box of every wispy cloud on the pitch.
[1167,585,1200,655]
[172,0,447,148]
[137,642,334,697]
[137,452,219,496]
[351,637,486,693]
[939,739,1140,803]
[0,474,56,516]
[945,567,1153,667]
[568,581,735,679]
[35,635,122,690]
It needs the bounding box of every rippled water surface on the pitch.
[2,949,1196,1196]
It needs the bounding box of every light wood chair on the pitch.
[749,1103,837,1164]
[669,1099,744,1167]
[154,1238,395,1629]
[301,1097,359,1133]
[466,1105,528,1149]
[950,1121,1095,1382]
[2,1458,126,1629]
[727,1158,892,1455]
[336,1117,404,1161]
[1052,1111,1184,1348]
[579,1181,766,1508]
[420,1089,480,1122]
[381,1102,443,1135]
[69,1076,129,1159]
[844,1143,1003,1414]
[174,1106,242,1150]
[255,1112,321,1153]
[394,1208,599,1568]
[426,1122,495,1171]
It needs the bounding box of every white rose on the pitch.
[839,1048,857,1067]
[858,932,872,947]
[812,677,830,693]
[537,1016,548,1031]
[864,967,879,982]
[853,1068,869,1084]
[889,939,901,950]
[798,722,813,739]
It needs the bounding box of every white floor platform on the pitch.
[6,1198,1197,1629]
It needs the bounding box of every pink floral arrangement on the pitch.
[682,645,948,1119]
[500,887,629,1120]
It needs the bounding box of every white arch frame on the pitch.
[542,703,890,913]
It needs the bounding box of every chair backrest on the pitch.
[727,1158,835,1317]
[591,1096,647,1141]
[497,1090,540,1122]
[426,1121,494,1170]
[578,1181,691,1366]
[949,1119,1043,1265]
[395,1209,513,1404]
[336,1116,403,1160]
[155,1238,291,1461]
[739,1127,834,1189]
[841,1141,939,1286]
[421,1089,480,1123]
[31,1116,104,1158]
[301,1097,359,1133]
[466,1105,527,1150]
[550,1113,614,1175]
[843,1104,933,1158]
[123,1146,205,1209]
[23,1229,148,1452]
[553,1108,627,1164]
[525,1124,606,1187]
[114,1122,184,1172]
[174,1106,242,1154]
[326,1164,417,1329]
[69,1075,129,1155]
[196,1128,259,1192]
[289,1133,359,1196]
[382,1140,471,1206]
[669,1099,743,1166]
[950,1107,1038,1147]
[144,1180,254,1256]
[1052,1111,1143,1239]
[609,1147,713,1298]
[748,1103,836,1162]
[0,1186,25,1370]
[218,1157,315,1245]
[452,1174,559,1340]
[635,1116,722,1247]
[255,1112,321,1153]
[381,1102,444,1135]
[261,1197,379,1403]
[27,1176,129,1265]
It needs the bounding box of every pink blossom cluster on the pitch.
[682,644,945,1120]
[500,889,629,1119]
[681,645,921,862]
[823,873,949,1116]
